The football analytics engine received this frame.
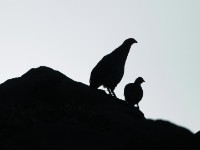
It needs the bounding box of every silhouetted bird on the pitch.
[90,38,137,97]
[124,77,145,108]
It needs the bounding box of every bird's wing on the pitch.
[90,52,125,88]
[92,55,116,74]
[90,55,111,84]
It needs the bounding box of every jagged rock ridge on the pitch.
[0,66,199,149]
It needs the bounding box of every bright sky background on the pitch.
[0,0,199,133]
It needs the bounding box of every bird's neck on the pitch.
[113,44,131,57]
[135,81,142,85]
[109,44,132,66]
[120,45,132,62]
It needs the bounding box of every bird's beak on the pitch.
[135,41,138,43]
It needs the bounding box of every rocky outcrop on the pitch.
[0,66,199,149]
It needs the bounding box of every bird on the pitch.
[124,77,145,108]
[89,38,137,97]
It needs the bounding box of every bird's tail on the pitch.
[89,79,100,89]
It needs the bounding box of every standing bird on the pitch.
[90,38,137,97]
[124,77,145,108]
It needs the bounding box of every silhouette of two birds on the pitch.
[124,77,145,108]
[89,38,137,97]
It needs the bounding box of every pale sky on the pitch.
[0,0,199,133]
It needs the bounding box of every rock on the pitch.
[195,131,200,143]
[0,66,199,149]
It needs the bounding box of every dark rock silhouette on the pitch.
[0,66,199,149]
[124,77,145,108]
[196,131,200,143]
[90,38,137,97]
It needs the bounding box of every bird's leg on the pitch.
[111,90,117,98]
[107,88,116,97]
[136,104,140,110]
[107,88,117,98]
[107,88,113,96]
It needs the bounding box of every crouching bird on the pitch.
[89,38,138,97]
[124,77,145,108]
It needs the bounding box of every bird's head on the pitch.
[124,38,138,45]
[135,77,145,84]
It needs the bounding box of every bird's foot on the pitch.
[134,105,140,110]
